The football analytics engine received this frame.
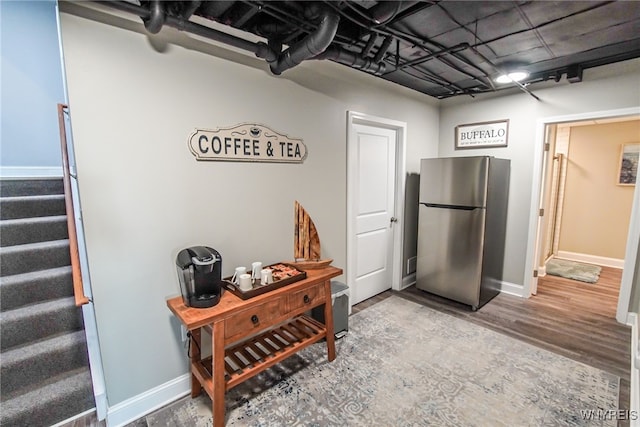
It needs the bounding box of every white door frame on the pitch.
[347,111,407,305]
[524,106,640,324]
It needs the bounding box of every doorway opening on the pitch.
[527,108,640,324]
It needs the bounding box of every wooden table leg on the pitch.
[212,320,226,427]
[323,280,336,361]
[190,328,202,397]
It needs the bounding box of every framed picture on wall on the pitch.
[617,143,640,185]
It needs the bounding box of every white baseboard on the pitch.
[0,166,63,178]
[106,374,190,427]
[498,280,524,297]
[401,273,416,290]
[630,313,639,427]
[556,251,624,269]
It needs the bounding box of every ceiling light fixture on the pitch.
[495,70,529,84]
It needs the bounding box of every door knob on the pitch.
[390,217,398,223]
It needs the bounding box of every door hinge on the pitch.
[539,208,544,217]
[533,270,538,278]
[544,142,550,151]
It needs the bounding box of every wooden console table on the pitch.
[166,265,343,427]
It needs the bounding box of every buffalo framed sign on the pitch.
[455,119,509,149]
[189,123,307,163]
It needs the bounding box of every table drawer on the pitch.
[225,299,283,339]
[288,283,326,312]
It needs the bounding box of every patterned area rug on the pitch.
[546,258,602,283]
[145,296,619,426]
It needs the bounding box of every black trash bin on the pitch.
[312,281,349,339]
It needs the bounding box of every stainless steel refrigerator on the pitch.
[416,156,510,310]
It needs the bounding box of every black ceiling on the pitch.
[102,1,640,99]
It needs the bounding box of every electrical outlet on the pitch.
[181,325,188,342]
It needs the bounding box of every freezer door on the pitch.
[419,157,489,207]
[416,204,485,307]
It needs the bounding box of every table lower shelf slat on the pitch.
[198,314,327,390]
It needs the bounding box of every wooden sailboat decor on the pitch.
[291,201,332,269]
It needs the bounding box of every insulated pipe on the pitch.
[373,35,393,63]
[182,1,202,20]
[99,1,277,61]
[143,0,165,34]
[314,46,386,75]
[269,4,340,75]
[361,34,377,57]
[369,1,404,25]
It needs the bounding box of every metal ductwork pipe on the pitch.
[314,46,386,75]
[269,4,340,75]
[143,0,166,34]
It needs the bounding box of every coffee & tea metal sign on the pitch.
[189,123,307,163]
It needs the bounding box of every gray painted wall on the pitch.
[0,0,64,172]
[439,61,640,291]
[59,6,439,405]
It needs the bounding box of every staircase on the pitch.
[0,178,95,426]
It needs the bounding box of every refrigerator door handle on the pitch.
[421,203,480,211]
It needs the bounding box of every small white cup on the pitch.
[260,268,273,285]
[231,266,246,285]
[251,262,262,281]
[238,273,252,291]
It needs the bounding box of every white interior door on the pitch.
[350,123,397,304]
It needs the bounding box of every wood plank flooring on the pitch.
[64,265,633,427]
[381,265,632,424]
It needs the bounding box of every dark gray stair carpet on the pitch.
[0,368,94,427]
[1,296,84,349]
[1,214,68,246]
[0,194,66,220]
[0,239,71,277]
[0,266,73,311]
[0,178,94,425]
[1,330,89,399]
[0,178,64,197]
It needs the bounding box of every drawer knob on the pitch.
[303,295,310,304]
[251,315,259,324]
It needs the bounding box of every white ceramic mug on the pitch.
[238,273,252,291]
[251,262,262,281]
[260,268,273,285]
[231,266,246,285]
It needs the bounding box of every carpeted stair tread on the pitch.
[1,214,68,246]
[0,178,64,197]
[0,239,70,277]
[1,330,89,398]
[1,296,84,350]
[0,178,94,423]
[0,266,73,311]
[0,194,66,220]
[0,367,94,427]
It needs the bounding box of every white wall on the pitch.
[59,5,439,407]
[439,59,640,292]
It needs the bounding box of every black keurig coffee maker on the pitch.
[175,246,223,308]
